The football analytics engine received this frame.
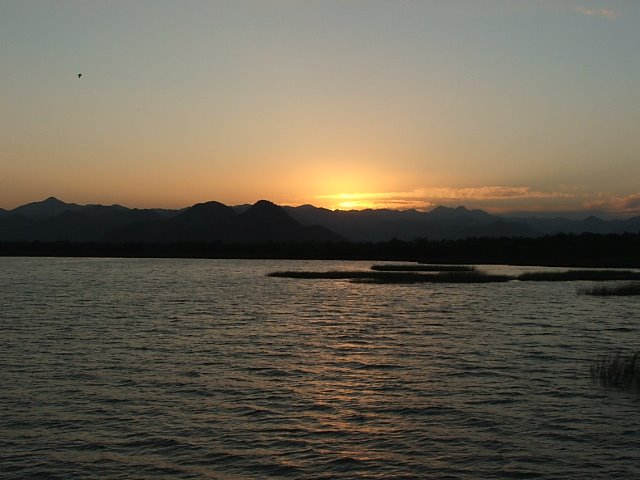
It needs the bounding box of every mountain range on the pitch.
[285,205,640,241]
[1,197,639,243]
[0,197,342,243]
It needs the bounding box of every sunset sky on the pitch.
[2,1,639,214]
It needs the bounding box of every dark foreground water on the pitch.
[1,257,639,479]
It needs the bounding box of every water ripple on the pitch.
[1,258,640,479]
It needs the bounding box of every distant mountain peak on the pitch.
[191,200,231,210]
[253,199,278,208]
[430,205,456,214]
[429,205,489,217]
[230,201,310,239]
[244,200,289,216]
[294,203,332,213]
[11,196,81,219]
[5,197,640,243]
[31,196,68,207]
[175,201,235,222]
[243,200,290,218]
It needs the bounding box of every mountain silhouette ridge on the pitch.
[11,196,83,219]
[1,197,639,242]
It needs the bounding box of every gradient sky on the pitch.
[2,0,639,214]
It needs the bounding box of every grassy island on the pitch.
[370,264,475,272]
[518,270,640,281]
[579,282,640,296]
[590,352,640,391]
[267,269,511,283]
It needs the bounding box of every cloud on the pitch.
[521,1,620,19]
[318,186,572,201]
[315,191,434,210]
[315,186,640,215]
[316,186,576,210]
[416,186,573,200]
[584,193,640,213]
[575,7,618,19]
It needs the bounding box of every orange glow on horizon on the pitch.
[314,192,434,211]
[333,200,380,210]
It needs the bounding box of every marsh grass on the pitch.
[578,282,640,296]
[370,264,475,272]
[352,271,512,284]
[589,351,640,391]
[517,270,640,281]
[268,266,640,285]
[268,270,379,279]
[268,270,512,283]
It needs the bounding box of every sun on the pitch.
[293,162,411,210]
[334,199,379,210]
[320,193,379,210]
[314,192,393,210]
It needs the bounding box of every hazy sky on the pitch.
[2,0,639,213]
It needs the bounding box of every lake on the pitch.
[1,257,639,479]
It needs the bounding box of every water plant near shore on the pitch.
[589,351,640,391]
[578,282,640,296]
[267,270,512,283]
[517,270,640,281]
[352,271,511,284]
[268,266,640,285]
[370,264,475,272]
[268,270,378,279]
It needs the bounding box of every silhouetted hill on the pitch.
[109,201,237,242]
[231,204,252,214]
[4,197,343,243]
[233,200,341,242]
[0,206,164,242]
[427,205,494,223]
[2,197,639,243]
[0,214,33,240]
[0,208,7,217]
[0,198,169,241]
[149,208,182,218]
[284,206,427,241]
[179,201,236,222]
[11,196,83,219]
[504,215,640,236]
[464,220,539,238]
[285,204,540,240]
[285,205,640,241]
[238,200,302,233]
[166,200,237,240]
[107,200,344,243]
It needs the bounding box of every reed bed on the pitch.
[370,264,475,272]
[517,270,640,282]
[353,271,512,284]
[578,282,640,296]
[268,270,512,283]
[269,266,640,286]
[268,270,378,279]
[589,351,640,391]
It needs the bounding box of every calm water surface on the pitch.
[1,257,639,479]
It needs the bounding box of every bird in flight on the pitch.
[77,73,82,78]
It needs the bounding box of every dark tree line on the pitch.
[0,232,638,267]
